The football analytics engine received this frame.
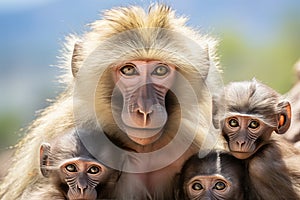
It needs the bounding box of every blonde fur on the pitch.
[0,4,221,199]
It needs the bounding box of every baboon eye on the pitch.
[120,64,138,76]
[228,118,239,127]
[87,166,100,174]
[65,164,77,172]
[249,120,260,129]
[191,182,203,191]
[152,65,169,76]
[214,181,226,190]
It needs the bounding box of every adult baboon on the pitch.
[0,149,13,181]
[0,4,221,199]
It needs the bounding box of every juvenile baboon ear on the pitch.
[71,42,82,77]
[275,101,291,134]
[40,143,51,177]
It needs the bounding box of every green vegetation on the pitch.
[0,112,22,149]
[220,10,300,94]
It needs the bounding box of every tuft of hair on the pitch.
[60,3,219,85]
[223,79,283,127]
[178,150,245,195]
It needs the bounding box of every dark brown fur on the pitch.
[245,136,300,199]
[175,150,245,200]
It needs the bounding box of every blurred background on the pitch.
[0,0,299,149]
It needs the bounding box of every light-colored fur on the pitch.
[0,4,221,199]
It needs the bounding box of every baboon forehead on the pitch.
[72,4,217,77]
[50,129,91,157]
[183,153,219,177]
[183,151,243,179]
[224,80,280,116]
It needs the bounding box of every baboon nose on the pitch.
[78,185,87,194]
[77,181,88,194]
[236,140,246,149]
[137,109,153,126]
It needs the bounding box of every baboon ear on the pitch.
[40,143,51,177]
[275,101,291,134]
[71,42,82,77]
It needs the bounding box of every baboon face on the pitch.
[178,152,245,200]
[59,158,104,200]
[39,133,119,200]
[222,115,273,159]
[184,175,232,200]
[219,80,292,159]
[112,60,176,145]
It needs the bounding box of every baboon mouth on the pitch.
[231,151,254,159]
[123,125,163,137]
[128,134,161,145]
[232,150,253,153]
[124,125,163,131]
[124,126,163,145]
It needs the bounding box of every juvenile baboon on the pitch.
[214,79,300,199]
[175,150,245,200]
[0,4,221,199]
[22,129,120,200]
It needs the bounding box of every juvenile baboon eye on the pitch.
[214,181,226,190]
[249,120,260,129]
[120,64,138,76]
[65,164,77,172]
[228,118,239,127]
[87,166,100,174]
[191,182,203,191]
[152,65,169,76]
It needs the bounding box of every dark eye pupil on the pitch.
[120,65,137,76]
[66,164,77,172]
[214,181,226,190]
[229,119,239,127]
[192,183,203,190]
[88,166,100,174]
[249,120,259,128]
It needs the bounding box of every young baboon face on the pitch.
[223,115,275,159]
[177,151,245,200]
[217,80,291,159]
[39,130,120,200]
[58,158,105,200]
[184,174,232,199]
